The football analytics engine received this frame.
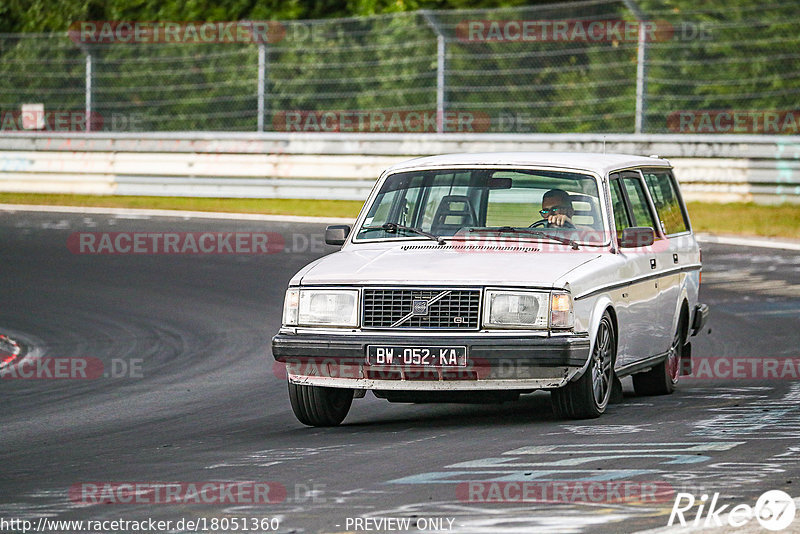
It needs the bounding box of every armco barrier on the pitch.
[0,132,799,203]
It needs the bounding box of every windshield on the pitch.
[355,168,607,245]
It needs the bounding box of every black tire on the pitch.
[551,311,616,419]
[632,314,686,396]
[288,381,353,427]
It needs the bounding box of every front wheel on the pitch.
[632,316,685,396]
[288,381,353,427]
[551,311,616,419]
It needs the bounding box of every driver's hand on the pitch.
[548,214,572,227]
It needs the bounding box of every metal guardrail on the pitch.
[1,132,799,203]
[2,131,800,156]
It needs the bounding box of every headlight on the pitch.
[483,290,574,329]
[283,288,359,327]
[483,290,549,328]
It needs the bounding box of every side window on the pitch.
[621,174,658,229]
[364,173,423,227]
[641,169,689,235]
[609,177,632,234]
[364,188,400,225]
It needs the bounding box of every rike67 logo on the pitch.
[669,490,796,531]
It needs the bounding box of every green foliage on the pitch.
[1,0,566,32]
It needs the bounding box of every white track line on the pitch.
[696,233,800,251]
[2,205,799,250]
[0,203,354,224]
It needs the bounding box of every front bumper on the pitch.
[271,331,591,390]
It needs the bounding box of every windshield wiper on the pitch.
[361,223,445,245]
[470,226,579,250]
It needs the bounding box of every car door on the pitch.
[611,171,671,365]
[640,168,698,336]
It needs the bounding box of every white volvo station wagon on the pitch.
[272,152,708,426]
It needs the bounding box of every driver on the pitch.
[540,189,575,228]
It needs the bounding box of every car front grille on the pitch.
[362,288,481,330]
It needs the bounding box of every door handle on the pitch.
[650,258,657,269]
[673,253,679,264]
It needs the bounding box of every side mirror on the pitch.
[619,226,655,248]
[325,225,351,246]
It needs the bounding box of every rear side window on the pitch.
[641,169,689,235]
[621,174,658,229]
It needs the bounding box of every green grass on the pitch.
[0,193,364,219]
[685,201,800,239]
[1,194,798,239]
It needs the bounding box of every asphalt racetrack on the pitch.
[2,210,800,533]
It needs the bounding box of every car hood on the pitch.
[295,242,602,288]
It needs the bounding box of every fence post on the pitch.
[422,11,446,133]
[624,0,648,134]
[257,42,267,132]
[436,34,445,133]
[85,50,93,132]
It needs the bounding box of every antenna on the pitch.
[603,136,606,154]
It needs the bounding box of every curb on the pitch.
[0,333,24,369]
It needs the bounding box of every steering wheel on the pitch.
[529,219,575,229]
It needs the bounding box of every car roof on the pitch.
[384,152,671,176]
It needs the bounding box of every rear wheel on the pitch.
[288,381,353,427]
[632,315,685,395]
[552,311,616,419]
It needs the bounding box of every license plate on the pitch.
[366,345,467,367]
